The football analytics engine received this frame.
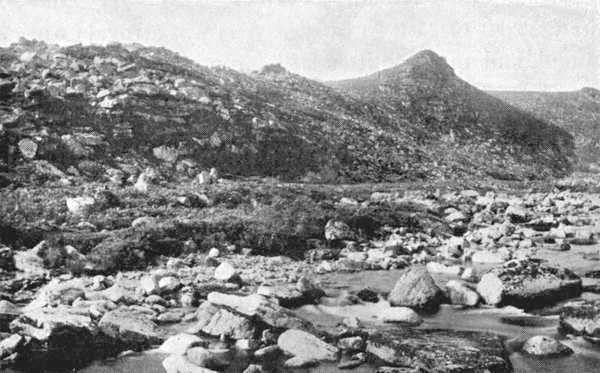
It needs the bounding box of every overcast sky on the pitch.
[1,0,598,91]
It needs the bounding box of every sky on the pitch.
[1,0,598,91]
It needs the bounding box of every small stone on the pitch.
[208,248,220,258]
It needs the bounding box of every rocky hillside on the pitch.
[329,50,575,180]
[0,40,574,184]
[489,88,600,171]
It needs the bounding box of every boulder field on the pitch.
[1,177,600,371]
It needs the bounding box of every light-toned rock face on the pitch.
[522,335,573,357]
[277,329,339,361]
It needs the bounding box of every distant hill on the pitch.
[0,40,574,184]
[329,50,575,180]
[489,88,600,171]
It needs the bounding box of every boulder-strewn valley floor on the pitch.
[1,39,600,373]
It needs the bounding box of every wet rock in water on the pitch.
[9,306,108,369]
[445,280,480,307]
[206,292,318,333]
[188,302,256,339]
[388,266,445,311]
[559,300,600,339]
[98,308,164,349]
[277,329,339,361]
[476,259,582,309]
[366,328,511,372]
[325,219,356,241]
[0,333,23,359]
[379,307,422,326]
[159,333,206,355]
[162,354,219,373]
[521,335,573,357]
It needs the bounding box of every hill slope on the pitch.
[489,88,600,171]
[0,40,574,184]
[329,50,575,179]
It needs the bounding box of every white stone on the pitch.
[214,262,237,281]
[66,196,96,216]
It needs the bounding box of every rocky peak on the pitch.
[394,49,455,82]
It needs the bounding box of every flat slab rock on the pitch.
[559,300,600,340]
[477,259,581,309]
[366,328,511,373]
